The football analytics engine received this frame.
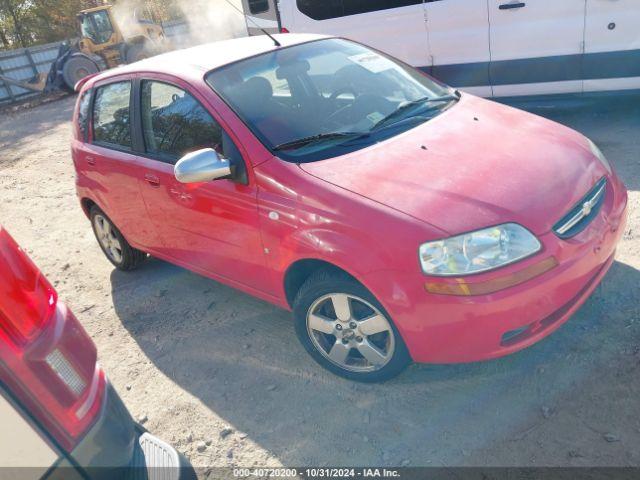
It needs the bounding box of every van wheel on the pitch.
[90,206,146,271]
[293,270,411,382]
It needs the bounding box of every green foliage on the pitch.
[0,0,34,48]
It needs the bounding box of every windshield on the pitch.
[206,38,456,162]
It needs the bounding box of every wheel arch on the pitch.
[283,258,363,309]
[80,197,97,218]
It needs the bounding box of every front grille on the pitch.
[553,177,607,239]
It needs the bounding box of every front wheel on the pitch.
[61,55,99,91]
[293,270,411,382]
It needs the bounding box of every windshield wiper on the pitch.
[371,95,458,132]
[273,131,369,152]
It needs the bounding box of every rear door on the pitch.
[81,78,161,249]
[134,77,274,295]
[584,0,640,93]
[488,0,586,97]
[423,0,492,97]
[283,0,430,67]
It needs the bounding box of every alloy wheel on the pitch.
[93,214,123,264]
[306,293,395,372]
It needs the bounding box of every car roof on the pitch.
[87,33,330,87]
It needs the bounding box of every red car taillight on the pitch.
[0,227,105,451]
[280,27,290,33]
[0,234,56,345]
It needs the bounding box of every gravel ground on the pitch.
[0,93,639,472]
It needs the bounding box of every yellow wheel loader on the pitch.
[0,4,170,95]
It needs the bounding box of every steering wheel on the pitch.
[329,86,359,104]
[324,86,360,128]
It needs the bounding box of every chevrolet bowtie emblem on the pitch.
[581,199,595,217]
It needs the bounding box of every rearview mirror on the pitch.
[174,148,231,183]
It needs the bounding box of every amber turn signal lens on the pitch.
[425,257,559,296]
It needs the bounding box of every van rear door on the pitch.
[242,0,280,34]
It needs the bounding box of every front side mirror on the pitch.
[174,148,231,184]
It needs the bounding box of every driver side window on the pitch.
[140,80,247,182]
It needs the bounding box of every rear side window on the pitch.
[248,0,269,14]
[297,0,421,20]
[77,90,92,140]
[92,81,132,150]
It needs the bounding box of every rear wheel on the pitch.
[61,55,99,91]
[90,206,146,271]
[293,270,411,382]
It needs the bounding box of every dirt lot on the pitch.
[1,94,639,472]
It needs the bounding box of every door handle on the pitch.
[86,156,96,165]
[144,173,160,187]
[499,2,526,9]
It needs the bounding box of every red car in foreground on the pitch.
[0,226,193,479]
[72,34,627,382]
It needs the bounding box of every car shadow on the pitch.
[110,257,640,466]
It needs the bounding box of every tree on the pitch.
[30,0,87,44]
[0,23,11,48]
[0,0,33,48]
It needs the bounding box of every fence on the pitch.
[0,20,190,105]
[0,41,65,104]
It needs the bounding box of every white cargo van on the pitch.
[240,0,640,98]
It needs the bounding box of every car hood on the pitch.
[299,95,607,236]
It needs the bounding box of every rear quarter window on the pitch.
[77,90,92,141]
[92,81,132,150]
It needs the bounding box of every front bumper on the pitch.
[365,175,628,364]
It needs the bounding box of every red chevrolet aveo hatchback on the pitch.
[72,34,627,382]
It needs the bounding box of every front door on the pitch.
[424,0,492,97]
[135,78,273,295]
[488,0,586,97]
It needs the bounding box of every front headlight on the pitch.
[588,138,612,174]
[419,223,541,276]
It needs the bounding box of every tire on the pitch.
[90,206,146,271]
[61,55,99,91]
[293,269,411,382]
